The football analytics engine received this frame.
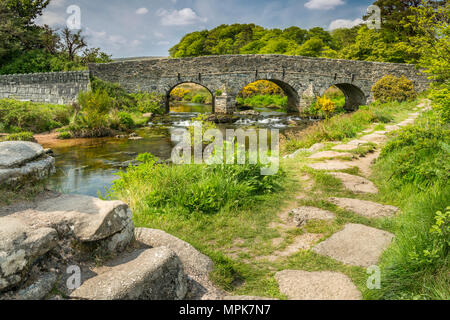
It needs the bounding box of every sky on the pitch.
[36,0,375,58]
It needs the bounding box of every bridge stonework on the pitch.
[89,55,430,114]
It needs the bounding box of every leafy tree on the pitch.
[6,0,49,24]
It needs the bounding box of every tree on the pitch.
[60,27,87,61]
[403,0,450,82]
[6,0,49,25]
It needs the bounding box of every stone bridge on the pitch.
[89,54,430,114]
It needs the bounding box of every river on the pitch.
[44,103,315,197]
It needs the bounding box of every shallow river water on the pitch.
[44,103,315,197]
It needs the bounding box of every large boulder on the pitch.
[0,217,58,292]
[13,194,133,243]
[70,248,188,300]
[135,228,213,278]
[0,141,55,186]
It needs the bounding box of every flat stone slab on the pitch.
[359,134,387,144]
[329,198,399,219]
[384,125,400,132]
[70,247,187,300]
[0,142,44,168]
[11,194,132,242]
[329,172,378,194]
[275,270,361,300]
[332,144,359,151]
[398,119,415,127]
[347,140,368,146]
[313,224,394,267]
[307,160,353,171]
[290,206,336,227]
[135,228,213,278]
[308,151,352,160]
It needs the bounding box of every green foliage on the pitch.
[2,131,34,142]
[191,94,207,104]
[0,99,72,133]
[429,84,450,123]
[70,90,115,137]
[117,111,135,130]
[169,24,337,58]
[57,131,71,140]
[108,153,285,216]
[372,75,417,103]
[380,112,449,189]
[236,95,287,110]
[90,77,136,109]
[369,108,449,300]
[136,152,159,165]
[131,92,164,114]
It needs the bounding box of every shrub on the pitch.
[117,111,135,130]
[58,131,72,140]
[70,90,114,137]
[131,92,164,114]
[171,88,190,101]
[0,99,72,133]
[90,77,135,109]
[429,84,450,123]
[372,75,417,103]
[191,94,207,104]
[3,132,35,142]
[109,153,285,216]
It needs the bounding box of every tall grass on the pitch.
[369,109,449,300]
[282,100,418,154]
[0,99,72,133]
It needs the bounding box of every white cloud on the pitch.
[329,18,364,30]
[156,8,207,26]
[305,0,345,10]
[136,8,149,15]
[38,11,66,26]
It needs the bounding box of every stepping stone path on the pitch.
[275,270,362,300]
[359,133,387,144]
[312,224,394,267]
[329,172,378,194]
[275,102,427,300]
[329,197,399,218]
[308,151,353,160]
[307,160,353,171]
[332,144,359,151]
[290,206,336,227]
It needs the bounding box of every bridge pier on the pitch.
[215,93,236,114]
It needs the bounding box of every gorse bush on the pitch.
[0,99,72,133]
[315,96,336,118]
[372,75,417,103]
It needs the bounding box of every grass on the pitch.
[0,99,73,134]
[282,99,420,154]
[365,109,449,300]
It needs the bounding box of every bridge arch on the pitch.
[236,78,300,113]
[165,81,215,113]
[317,82,368,111]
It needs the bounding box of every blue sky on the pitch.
[37,0,374,58]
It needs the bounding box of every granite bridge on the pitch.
[0,55,430,113]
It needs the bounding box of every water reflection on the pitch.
[46,103,312,197]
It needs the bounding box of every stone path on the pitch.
[274,101,428,300]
